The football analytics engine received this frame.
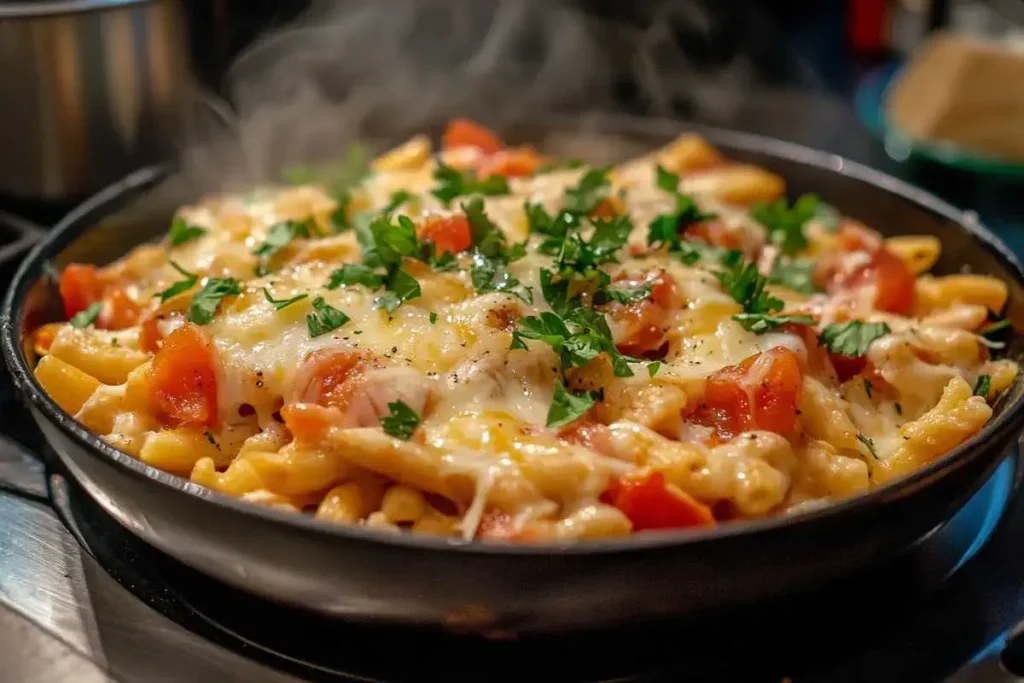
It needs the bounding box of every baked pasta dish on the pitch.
[33,119,1018,542]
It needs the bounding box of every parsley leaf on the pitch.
[819,321,891,357]
[512,308,632,378]
[327,263,386,291]
[330,191,353,232]
[596,281,652,305]
[768,258,820,294]
[656,165,680,192]
[380,400,421,440]
[157,261,198,302]
[647,166,716,254]
[546,380,597,428]
[462,197,508,259]
[70,302,103,328]
[751,194,819,256]
[648,361,662,378]
[306,296,350,337]
[563,167,610,214]
[262,288,308,310]
[975,374,992,398]
[253,220,313,276]
[358,214,419,269]
[732,312,815,333]
[383,190,412,215]
[374,268,421,313]
[716,258,782,315]
[540,266,609,315]
[470,251,533,303]
[189,278,242,325]
[431,161,509,206]
[168,216,206,246]
[857,433,878,459]
[429,312,438,324]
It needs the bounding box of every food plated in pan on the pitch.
[32,118,1018,543]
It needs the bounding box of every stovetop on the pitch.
[4,92,1024,682]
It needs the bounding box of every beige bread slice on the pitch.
[886,32,1024,162]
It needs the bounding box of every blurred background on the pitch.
[0,0,1022,248]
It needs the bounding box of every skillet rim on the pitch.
[4,113,1024,556]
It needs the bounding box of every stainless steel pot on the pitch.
[0,0,192,201]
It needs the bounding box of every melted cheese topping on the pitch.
[36,130,1018,542]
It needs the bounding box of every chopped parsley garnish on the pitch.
[857,433,878,459]
[70,302,103,328]
[751,194,820,256]
[429,312,438,324]
[204,431,220,449]
[462,198,520,260]
[819,320,891,357]
[189,278,242,325]
[373,267,421,313]
[380,400,421,440]
[864,378,873,399]
[383,190,412,215]
[327,263,386,291]
[732,312,815,333]
[546,380,597,428]
[768,258,820,294]
[157,261,198,302]
[253,220,314,276]
[717,255,782,315]
[974,374,992,398]
[596,281,652,305]
[647,361,662,378]
[511,309,633,378]
[525,202,583,255]
[306,296,350,337]
[535,159,585,175]
[168,216,206,246]
[431,161,509,206]
[563,167,610,214]
[469,251,532,303]
[647,166,716,255]
[262,287,308,310]
[330,191,353,232]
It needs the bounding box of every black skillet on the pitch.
[4,115,1024,634]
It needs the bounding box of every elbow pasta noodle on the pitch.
[32,120,1019,542]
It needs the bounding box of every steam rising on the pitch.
[176,0,753,193]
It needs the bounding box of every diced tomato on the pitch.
[843,247,915,315]
[58,264,103,319]
[99,289,143,330]
[139,315,164,354]
[442,118,504,155]
[149,323,219,428]
[32,324,59,354]
[691,347,802,440]
[417,215,472,256]
[610,270,677,358]
[829,353,867,383]
[685,220,743,250]
[477,147,545,178]
[827,221,914,315]
[604,472,715,531]
[293,350,366,410]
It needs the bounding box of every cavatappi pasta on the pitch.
[34,118,1018,541]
